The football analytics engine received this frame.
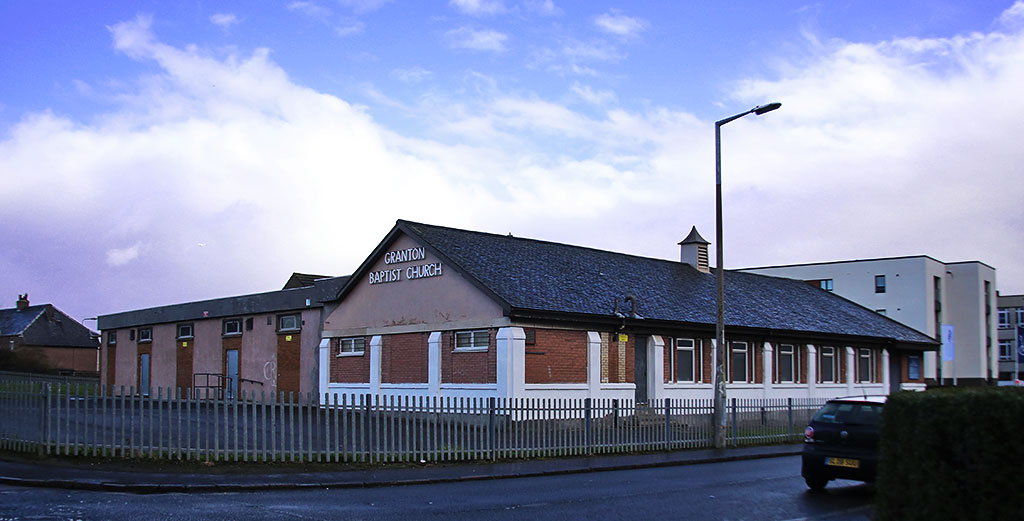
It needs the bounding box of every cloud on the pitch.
[106,243,141,267]
[4,6,1024,324]
[391,67,433,83]
[524,0,559,16]
[209,13,240,30]
[449,0,506,16]
[444,27,508,52]
[337,0,392,13]
[287,1,332,19]
[594,10,646,38]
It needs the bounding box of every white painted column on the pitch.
[649,336,665,401]
[882,349,891,394]
[806,345,817,398]
[497,327,526,400]
[428,332,442,397]
[317,338,331,404]
[845,346,855,395]
[369,335,382,396]
[762,342,774,399]
[587,332,602,397]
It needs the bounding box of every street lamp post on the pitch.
[713,102,781,449]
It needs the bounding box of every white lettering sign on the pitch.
[384,247,426,265]
[369,246,444,286]
[368,268,402,285]
[406,262,443,280]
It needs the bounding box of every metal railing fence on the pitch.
[0,380,824,462]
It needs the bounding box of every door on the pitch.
[139,353,150,396]
[634,335,648,403]
[226,349,239,400]
[889,353,901,394]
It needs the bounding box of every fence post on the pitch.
[664,398,671,451]
[584,397,592,455]
[39,383,51,456]
[363,394,371,463]
[787,398,794,440]
[730,398,738,447]
[488,397,496,462]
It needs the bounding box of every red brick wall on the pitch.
[663,338,671,383]
[382,332,428,384]
[874,348,883,383]
[603,332,635,384]
[441,330,496,384]
[524,329,587,384]
[330,337,370,383]
[799,345,808,384]
[702,339,713,384]
[753,343,763,384]
[839,348,847,384]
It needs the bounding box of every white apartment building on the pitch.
[740,256,997,385]
[996,293,1024,382]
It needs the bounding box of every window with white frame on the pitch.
[107,331,117,345]
[137,327,152,343]
[875,275,886,293]
[674,338,701,382]
[277,313,300,332]
[338,337,365,356]
[819,346,838,383]
[1000,340,1013,361]
[857,348,875,383]
[176,323,194,340]
[455,330,489,351]
[776,344,797,383]
[998,310,1010,329]
[223,318,242,336]
[729,341,750,382]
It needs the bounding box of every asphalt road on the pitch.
[0,455,874,521]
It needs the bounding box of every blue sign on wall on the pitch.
[1018,326,1024,363]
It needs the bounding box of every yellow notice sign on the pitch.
[182,341,188,347]
[618,333,629,343]
[286,335,293,342]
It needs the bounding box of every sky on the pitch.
[2,1,1023,324]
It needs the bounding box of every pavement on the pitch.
[0,444,801,493]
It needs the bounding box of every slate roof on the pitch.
[0,305,98,349]
[98,276,349,330]
[394,220,937,348]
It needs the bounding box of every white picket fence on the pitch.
[0,378,825,462]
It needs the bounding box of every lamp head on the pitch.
[754,102,782,115]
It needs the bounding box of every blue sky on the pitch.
[2,1,1023,323]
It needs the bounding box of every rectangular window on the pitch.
[819,346,837,383]
[138,327,152,343]
[999,310,1010,328]
[107,331,117,345]
[908,355,921,380]
[1018,309,1024,325]
[857,348,875,383]
[730,341,749,382]
[176,323,194,340]
[277,313,300,332]
[675,338,700,382]
[339,337,365,355]
[777,344,796,383]
[807,279,833,292]
[223,318,242,336]
[455,330,489,351]
[999,340,1013,361]
[874,275,886,293]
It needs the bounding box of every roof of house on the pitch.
[383,220,937,348]
[0,304,98,349]
[98,276,349,330]
[283,272,332,290]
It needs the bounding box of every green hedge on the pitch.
[875,387,1024,520]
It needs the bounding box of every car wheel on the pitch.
[805,475,828,491]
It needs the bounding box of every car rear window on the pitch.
[812,401,883,426]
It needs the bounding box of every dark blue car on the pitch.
[801,396,886,490]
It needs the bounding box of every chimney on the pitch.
[678,227,710,273]
[16,293,29,311]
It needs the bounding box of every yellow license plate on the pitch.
[826,457,860,469]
